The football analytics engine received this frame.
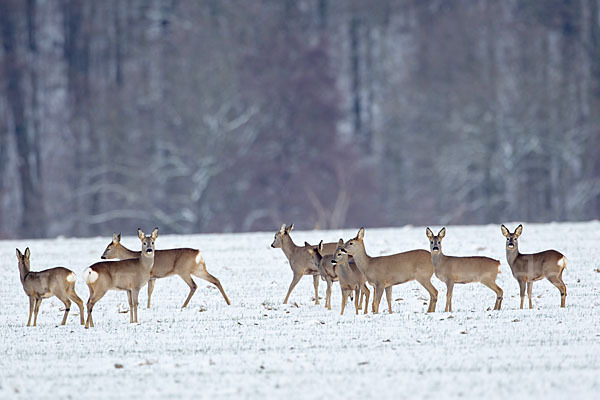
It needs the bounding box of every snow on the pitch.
[1,222,599,399]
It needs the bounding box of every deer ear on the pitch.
[24,247,30,259]
[279,224,286,233]
[286,224,294,233]
[318,240,323,252]
[151,227,159,240]
[304,241,311,247]
[514,224,523,238]
[138,228,145,240]
[501,225,510,238]
[357,227,364,240]
[338,238,344,246]
[113,232,121,243]
[16,248,22,259]
[426,227,434,240]
[438,227,446,239]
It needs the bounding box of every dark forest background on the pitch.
[1,0,599,239]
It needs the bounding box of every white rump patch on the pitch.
[195,251,204,265]
[66,272,77,283]
[558,257,567,269]
[83,267,99,283]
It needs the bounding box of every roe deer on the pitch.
[426,227,503,312]
[342,228,438,314]
[84,228,157,328]
[306,240,338,310]
[101,232,230,308]
[271,224,338,304]
[501,224,567,308]
[331,239,370,315]
[16,248,85,326]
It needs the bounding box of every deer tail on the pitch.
[83,267,99,284]
[66,271,77,283]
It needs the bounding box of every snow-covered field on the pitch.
[0,222,599,399]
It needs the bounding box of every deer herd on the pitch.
[14,223,567,327]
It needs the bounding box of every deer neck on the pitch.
[119,243,141,258]
[431,250,447,267]
[349,243,371,275]
[506,245,519,266]
[281,235,299,261]
[18,262,30,283]
[140,252,155,272]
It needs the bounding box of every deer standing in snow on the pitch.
[16,248,85,326]
[101,232,230,308]
[271,224,338,304]
[84,228,157,328]
[501,224,567,308]
[426,227,503,312]
[342,228,438,314]
[330,239,370,315]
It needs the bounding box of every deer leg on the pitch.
[373,285,385,314]
[27,296,34,326]
[354,288,360,315]
[131,288,140,323]
[147,279,156,309]
[180,274,198,308]
[193,270,231,305]
[57,293,72,325]
[127,291,134,323]
[445,281,454,312]
[33,297,42,326]
[526,281,533,309]
[325,279,332,310]
[283,272,303,304]
[417,277,439,313]
[67,286,85,325]
[312,274,320,305]
[358,290,364,309]
[547,275,567,308]
[361,284,370,314]
[85,286,108,329]
[340,289,349,315]
[482,281,503,310]
[385,286,393,314]
[518,280,526,309]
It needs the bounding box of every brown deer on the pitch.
[342,228,438,314]
[426,227,503,312]
[331,239,370,315]
[306,240,339,310]
[501,224,567,308]
[101,232,230,309]
[271,224,338,304]
[84,228,158,328]
[16,248,85,326]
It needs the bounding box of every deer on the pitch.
[83,228,158,328]
[426,227,503,312]
[101,232,230,309]
[306,240,340,310]
[331,239,370,315]
[342,227,438,314]
[501,224,567,309]
[16,248,85,326]
[307,240,364,312]
[271,224,339,305]
[305,240,339,310]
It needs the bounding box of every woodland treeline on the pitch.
[0,0,599,239]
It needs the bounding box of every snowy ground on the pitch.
[0,222,599,399]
